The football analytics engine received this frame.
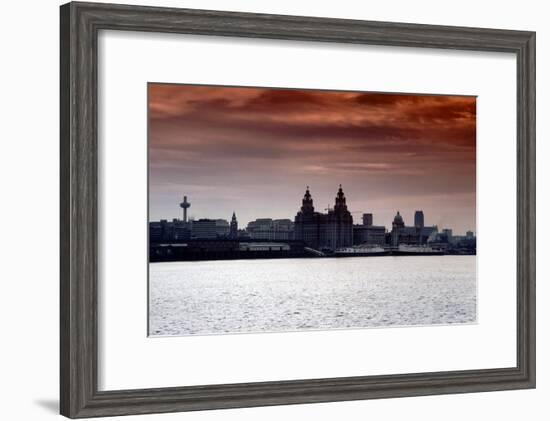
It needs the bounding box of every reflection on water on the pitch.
[149,256,476,336]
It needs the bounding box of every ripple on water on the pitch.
[149,256,476,336]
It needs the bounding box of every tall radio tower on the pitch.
[179,195,191,222]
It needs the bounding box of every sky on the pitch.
[148,83,476,234]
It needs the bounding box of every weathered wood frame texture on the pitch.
[60,1,536,418]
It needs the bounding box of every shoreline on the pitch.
[149,252,476,263]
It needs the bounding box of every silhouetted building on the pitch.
[294,187,324,249]
[214,219,230,237]
[391,211,405,246]
[391,211,437,246]
[363,213,373,226]
[294,185,353,250]
[353,213,386,246]
[239,242,290,252]
[414,210,424,228]
[418,226,438,244]
[191,219,218,239]
[246,218,294,240]
[149,219,191,243]
[442,228,453,242]
[325,185,354,249]
[237,228,250,239]
[229,212,238,239]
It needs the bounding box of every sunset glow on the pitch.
[148,84,476,233]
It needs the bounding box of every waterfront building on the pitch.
[390,211,405,246]
[294,185,353,250]
[466,230,475,238]
[246,218,294,241]
[229,212,238,239]
[418,226,438,244]
[353,213,386,246]
[324,185,354,249]
[149,218,191,243]
[149,220,169,243]
[414,210,424,228]
[390,211,438,246]
[442,228,453,242]
[191,219,218,239]
[237,228,250,239]
[214,219,230,237]
[173,219,192,241]
[239,242,291,252]
[294,187,324,249]
[362,213,373,226]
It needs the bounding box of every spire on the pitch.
[301,186,314,213]
[229,211,238,238]
[334,184,347,210]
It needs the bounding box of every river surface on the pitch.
[149,256,476,336]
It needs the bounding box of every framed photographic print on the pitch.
[60,1,535,418]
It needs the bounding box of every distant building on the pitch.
[191,219,218,239]
[353,213,386,246]
[237,228,250,239]
[466,230,474,238]
[149,219,191,243]
[246,218,294,241]
[390,211,438,246]
[293,187,323,249]
[229,212,238,239]
[391,211,405,246]
[414,210,424,228]
[363,213,373,226]
[419,226,438,244]
[325,185,354,249]
[442,228,453,242]
[214,219,230,237]
[294,185,353,250]
[239,242,290,252]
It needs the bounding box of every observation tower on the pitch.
[179,195,191,222]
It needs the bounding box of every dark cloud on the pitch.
[148,84,476,234]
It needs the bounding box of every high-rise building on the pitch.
[229,212,238,239]
[363,213,373,226]
[414,210,424,228]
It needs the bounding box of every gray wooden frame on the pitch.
[60,1,536,418]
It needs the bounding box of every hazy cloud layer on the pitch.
[149,84,476,234]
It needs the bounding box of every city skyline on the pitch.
[149,84,476,234]
[155,188,473,236]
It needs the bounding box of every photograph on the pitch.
[148,84,477,337]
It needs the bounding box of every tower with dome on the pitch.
[294,185,353,250]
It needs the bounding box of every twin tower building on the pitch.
[294,185,353,250]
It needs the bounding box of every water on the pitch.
[149,256,476,336]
